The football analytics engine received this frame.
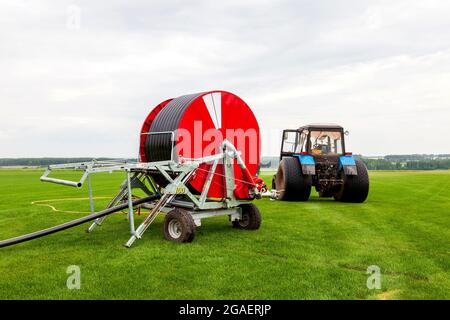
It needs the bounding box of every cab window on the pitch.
[282,131,300,153]
[309,130,343,155]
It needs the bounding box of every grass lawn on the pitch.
[0,169,449,299]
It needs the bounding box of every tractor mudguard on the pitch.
[295,155,315,175]
[339,155,357,175]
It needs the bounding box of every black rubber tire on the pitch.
[232,203,261,230]
[163,209,196,243]
[275,157,312,201]
[334,159,369,203]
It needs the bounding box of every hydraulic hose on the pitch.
[0,194,161,248]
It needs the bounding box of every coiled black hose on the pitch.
[145,92,203,162]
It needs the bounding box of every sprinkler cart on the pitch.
[0,91,266,248]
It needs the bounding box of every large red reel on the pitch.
[140,91,261,199]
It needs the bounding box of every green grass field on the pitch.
[0,169,449,300]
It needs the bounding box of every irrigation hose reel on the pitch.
[0,91,266,248]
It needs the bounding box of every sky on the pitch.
[1,0,450,158]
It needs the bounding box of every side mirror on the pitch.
[344,130,350,136]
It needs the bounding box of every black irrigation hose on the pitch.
[0,194,161,248]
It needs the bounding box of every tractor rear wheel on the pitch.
[163,209,196,242]
[275,157,312,201]
[333,159,369,203]
[232,203,261,230]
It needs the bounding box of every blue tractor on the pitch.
[272,124,369,202]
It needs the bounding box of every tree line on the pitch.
[361,158,450,170]
[259,154,450,171]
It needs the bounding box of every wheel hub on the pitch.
[168,219,182,239]
[239,213,250,227]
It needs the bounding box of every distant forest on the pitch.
[362,155,450,170]
[1,154,450,170]
[259,154,450,171]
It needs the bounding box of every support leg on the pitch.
[124,170,195,247]
[86,182,128,233]
[87,175,95,214]
[87,172,145,233]
[126,170,136,236]
[124,194,171,248]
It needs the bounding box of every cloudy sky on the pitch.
[1,0,450,157]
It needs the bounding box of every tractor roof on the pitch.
[299,123,343,131]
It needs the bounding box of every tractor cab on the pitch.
[280,124,346,159]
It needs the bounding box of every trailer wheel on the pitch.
[334,159,369,203]
[275,157,311,201]
[163,209,196,243]
[232,204,261,230]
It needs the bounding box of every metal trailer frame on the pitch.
[39,139,258,247]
